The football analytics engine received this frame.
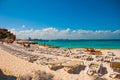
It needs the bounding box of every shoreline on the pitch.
[38,44,120,49]
[37,39,120,49]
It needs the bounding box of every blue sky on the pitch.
[0,0,120,39]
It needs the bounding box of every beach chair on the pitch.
[113,57,120,61]
[109,61,120,78]
[80,54,88,60]
[62,60,84,73]
[95,55,104,61]
[103,56,113,62]
[47,59,70,70]
[26,55,38,63]
[64,52,71,57]
[81,54,93,61]
[74,54,81,59]
[34,56,58,65]
[86,62,103,76]
[107,51,115,56]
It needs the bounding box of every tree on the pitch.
[0,28,16,42]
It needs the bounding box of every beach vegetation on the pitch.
[0,28,16,42]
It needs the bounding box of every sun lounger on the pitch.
[107,51,115,56]
[87,62,103,75]
[27,57,38,63]
[74,54,81,59]
[109,61,120,78]
[64,52,71,57]
[103,56,113,62]
[81,54,93,61]
[95,55,104,61]
[62,60,84,73]
[112,57,120,62]
[80,54,88,60]
[47,59,70,70]
[48,59,69,65]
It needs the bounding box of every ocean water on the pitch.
[37,39,120,49]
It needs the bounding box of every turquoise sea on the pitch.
[37,39,120,49]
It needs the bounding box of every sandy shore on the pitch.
[0,43,120,80]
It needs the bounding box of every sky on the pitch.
[0,0,120,39]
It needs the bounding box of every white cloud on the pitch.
[9,27,120,39]
[22,25,25,28]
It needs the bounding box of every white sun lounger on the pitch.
[109,61,120,78]
[62,60,84,73]
[86,62,103,76]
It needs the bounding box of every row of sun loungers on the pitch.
[34,46,72,57]
[9,43,118,63]
[95,55,113,62]
[74,54,93,60]
[46,58,120,78]
[5,44,116,62]
[46,58,103,76]
[0,44,46,63]
[12,44,119,78]
[0,43,86,73]
[47,59,120,78]
[95,55,120,63]
[74,53,119,63]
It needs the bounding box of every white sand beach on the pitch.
[0,43,120,80]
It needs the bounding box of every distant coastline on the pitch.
[29,39,120,41]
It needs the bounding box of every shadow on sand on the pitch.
[69,65,86,74]
[92,67,108,80]
[0,69,16,80]
[101,67,108,76]
[94,77,107,80]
